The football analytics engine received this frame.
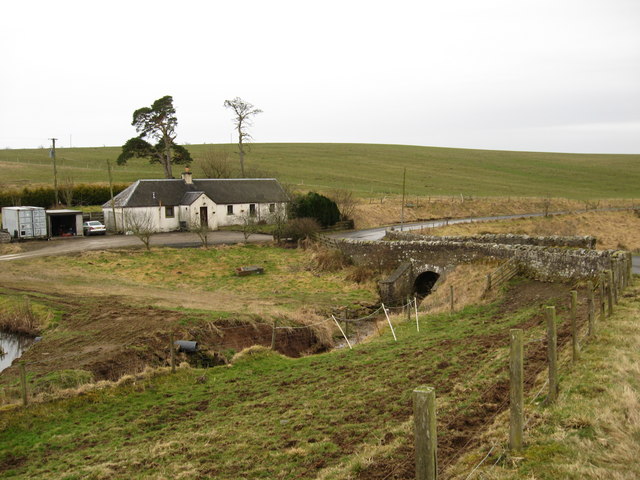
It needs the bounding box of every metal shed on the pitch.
[46,209,84,237]
[1,206,48,239]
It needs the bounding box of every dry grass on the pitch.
[0,295,51,335]
[421,210,640,252]
[310,244,352,272]
[0,364,191,408]
[0,244,23,255]
[447,280,640,479]
[352,195,632,229]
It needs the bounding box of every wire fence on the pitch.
[456,267,630,480]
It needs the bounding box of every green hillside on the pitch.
[1,143,639,199]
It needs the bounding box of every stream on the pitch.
[0,331,34,373]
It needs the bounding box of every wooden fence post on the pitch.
[486,274,492,292]
[449,286,454,314]
[170,332,176,373]
[509,329,524,450]
[271,319,278,350]
[612,266,619,305]
[545,306,558,404]
[606,270,614,316]
[414,386,437,480]
[587,281,595,337]
[19,362,28,407]
[570,291,579,361]
[599,273,606,319]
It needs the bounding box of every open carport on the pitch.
[46,209,84,237]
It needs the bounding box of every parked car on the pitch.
[83,221,106,236]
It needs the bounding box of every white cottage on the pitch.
[102,170,289,233]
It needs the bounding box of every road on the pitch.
[0,231,272,262]
[331,212,556,241]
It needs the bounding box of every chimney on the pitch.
[181,167,193,184]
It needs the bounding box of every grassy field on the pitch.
[0,244,377,315]
[2,143,639,199]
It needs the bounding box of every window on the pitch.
[165,206,174,218]
[249,204,256,217]
[269,203,275,213]
[227,205,234,215]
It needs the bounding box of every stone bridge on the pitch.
[330,231,630,305]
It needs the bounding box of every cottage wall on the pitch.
[215,202,285,228]
[182,195,218,230]
[104,200,286,232]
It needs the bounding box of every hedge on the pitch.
[0,184,130,209]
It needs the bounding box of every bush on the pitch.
[283,217,321,242]
[290,192,340,228]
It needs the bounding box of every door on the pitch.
[200,206,208,228]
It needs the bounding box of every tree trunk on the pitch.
[238,124,245,177]
[163,136,173,178]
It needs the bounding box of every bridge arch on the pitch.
[413,271,440,298]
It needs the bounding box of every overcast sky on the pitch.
[1,0,639,153]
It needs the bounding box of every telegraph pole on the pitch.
[49,138,59,206]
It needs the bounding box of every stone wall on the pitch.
[385,230,597,249]
[335,238,623,283]
[378,262,413,305]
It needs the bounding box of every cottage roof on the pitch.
[180,191,205,205]
[104,178,289,208]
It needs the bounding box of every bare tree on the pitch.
[268,203,289,243]
[189,218,211,249]
[124,209,156,251]
[196,150,233,178]
[240,210,260,243]
[328,189,357,221]
[223,97,262,177]
[60,175,75,206]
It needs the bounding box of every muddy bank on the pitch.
[0,290,331,385]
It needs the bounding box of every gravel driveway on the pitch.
[0,231,273,262]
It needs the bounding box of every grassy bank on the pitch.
[451,279,640,479]
[2,143,639,199]
[0,279,571,479]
